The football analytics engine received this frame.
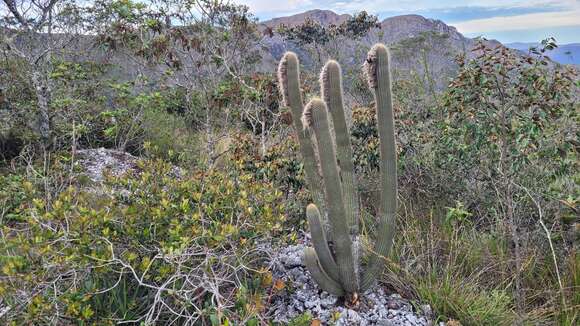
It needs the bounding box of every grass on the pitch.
[379,199,577,325]
[415,273,514,325]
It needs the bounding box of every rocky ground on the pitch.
[76,147,182,183]
[268,244,437,325]
[76,148,140,182]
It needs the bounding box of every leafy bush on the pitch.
[436,41,578,225]
[1,158,285,324]
[351,106,380,173]
[231,132,311,227]
[386,41,579,324]
[233,133,302,192]
[0,175,29,222]
[0,58,38,160]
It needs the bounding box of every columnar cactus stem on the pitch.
[277,53,325,215]
[303,247,344,296]
[321,61,360,235]
[277,44,397,298]
[306,204,340,282]
[360,44,397,291]
[304,99,358,293]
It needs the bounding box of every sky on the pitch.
[232,0,580,44]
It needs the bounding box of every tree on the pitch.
[0,0,88,147]
[436,40,578,314]
[277,11,380,68]
[89,0,264,163]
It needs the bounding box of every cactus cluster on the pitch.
[277,44,397,299]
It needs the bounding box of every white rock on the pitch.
[268,244,434,325]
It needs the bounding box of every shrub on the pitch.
[386,40,579,324]
[0,157,285,324]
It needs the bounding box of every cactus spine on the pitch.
[277,43,397,297]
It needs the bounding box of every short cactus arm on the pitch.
[321,60,360,235]
[304,99,358,293]
[304,247,345,296]
[306,203,340,282]
[361,44,397,291]
[277,52,325,213]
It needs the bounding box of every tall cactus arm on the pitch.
[304,98,358,293]
[360,44,397,291]
[320,60,360,235]
[277,52,325,214]
[304,248,345,296]
[306,203,340,282]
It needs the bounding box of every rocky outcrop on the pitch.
[76,148,140,183]
[269,244,436,325]
[76,148,182,183]
[379,15,464,42]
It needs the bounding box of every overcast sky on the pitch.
[233,0,580,44]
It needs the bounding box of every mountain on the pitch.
[261,11,467,44]
[4,10,510,93]
[259,11,490,90]
[506,42,580,65]
[261,9,350,28]
[379,14,465,42]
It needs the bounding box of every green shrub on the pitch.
[231,132,310,229]
[0,174,29,222]
[232,133,303,193]
[0,158,285,324]
[432,40,578,318]
[141,103,200,164]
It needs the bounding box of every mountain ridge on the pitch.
[506,42,580,65]
[260,10,463,41]
[261,9,351,28]
[260,9,576,67]
[257,9,483,90]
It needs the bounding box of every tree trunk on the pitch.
[261,119,266,157]
[507,183,523,316]
[32,70,51,147]
[205,104,214,165]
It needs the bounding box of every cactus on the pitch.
[277,44,397,299]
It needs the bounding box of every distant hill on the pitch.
[259,11,503,90]
[506,42,580,65]
[260,11,468,44]
[261,9,350,28]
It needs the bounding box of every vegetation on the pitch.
[1,0,578,325]
[1,157,285,324]
[277,11,379,67]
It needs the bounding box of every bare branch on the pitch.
[2,0,30,28]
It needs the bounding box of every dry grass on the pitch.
[375,198,579,325]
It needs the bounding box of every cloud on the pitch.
[236,0,314,14]
[453,9,580,33]
[235,0,578,16]
[377,5,567,23]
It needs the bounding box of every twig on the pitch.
[516,183,566,308]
